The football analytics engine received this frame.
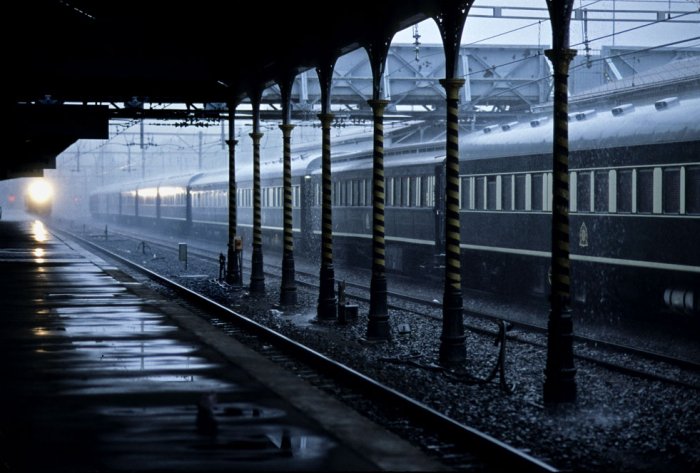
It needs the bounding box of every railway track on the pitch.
[75,222,700,391]
[54,225,559,472]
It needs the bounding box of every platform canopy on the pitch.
[3,0,436,179]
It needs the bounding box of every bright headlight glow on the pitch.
[28,179,53,204]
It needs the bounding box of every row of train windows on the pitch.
[124,194,187,207]
[313,176,437,208]
[236,186,301,208]
[459,165,699,215]
[109,164,698,216]
[191,190,227,208]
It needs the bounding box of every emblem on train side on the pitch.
[579,222,589,248]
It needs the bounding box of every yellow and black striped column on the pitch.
[317,113,337,320]
[366,99,391,340]
[439,78,466,365]
[225,129,242,286]
[543,48,577,404]
[279,124,297,306]
[249,131,265,293]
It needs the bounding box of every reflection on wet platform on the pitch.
[0,219,381,471]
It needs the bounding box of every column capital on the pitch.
[249,132,264,142]
[367,99,390,111]
[278,124,296,134]
[544,48,577,65]
[225,139,238,147]
[439,78,466,100]
[317,113,335,127]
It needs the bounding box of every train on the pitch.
[90,94,700,320]
[24,178,54,217]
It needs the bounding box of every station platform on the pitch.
[0,216,445,472]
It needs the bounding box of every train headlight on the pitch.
[27,179,53,204]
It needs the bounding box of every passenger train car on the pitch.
[91,95,700,320]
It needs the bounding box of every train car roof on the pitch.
[188,170,229,188]
[231,151,332,183]
[323,143,445,175]
[89,173,201,195]
[461,95,700,160]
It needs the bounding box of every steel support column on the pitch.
[366,98,390,340]
[316,61,337,320]
[316,112,336,319]
[435,0,473,366]
[226,102,242,287]
[364,30,394,340]
[249,92,265,294]
[279,123,297,305]
[279,73,298,306]
[544,0,577,404]
[438,77,467,365]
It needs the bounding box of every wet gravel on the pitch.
[74,227,700,473]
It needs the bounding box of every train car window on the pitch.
[525,174,533,211]
[616,169,632,213]
[402,177,410,207]
[607,171,616,213]
[514,174,526,210]
[293,185,300,208]
[502,175,513,211]
[531,174,543,211]
[496,176,503,210]
[423,176,434,208]
[384,178,390,206]
[594,170,609,212]
[365,179,372,206]
[349,180,355,206]
[686,166,700,214]
[412,177,420,207]
[636,168,654,214]
[460,177,470,210]
[653,167,663,214]
[577,171,591,212]
[390,177,399,207]
[663,167,681,214]
[475,176,485,210]
[487,176,497,210]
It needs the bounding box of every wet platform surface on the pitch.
[0,217,443,472]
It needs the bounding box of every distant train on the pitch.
[90,95,700,320]
[25,178,54,217]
